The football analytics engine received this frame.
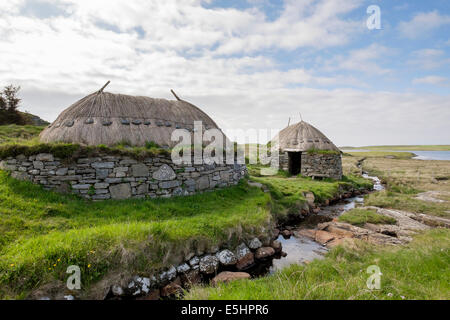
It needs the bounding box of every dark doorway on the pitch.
[288,152,302,175]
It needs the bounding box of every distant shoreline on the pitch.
[340,145,450,152]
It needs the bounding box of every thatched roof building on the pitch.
[40,83,221,148]
[272,121,342,179]
[272,121,340,153]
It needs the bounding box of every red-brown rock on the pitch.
[160,277,183,297]
[315,230,335,245]
[180,269,202,289]
[255,247,275,259]
[236,252,254,270]
[211,272,251,286]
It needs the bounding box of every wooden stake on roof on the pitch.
[171,89,182,101]
[287,117,291,127]
[98,81,111,94]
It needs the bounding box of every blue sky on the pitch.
[0,0,449,146]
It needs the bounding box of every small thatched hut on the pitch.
[272,121,342,179]
[40,83,222,148]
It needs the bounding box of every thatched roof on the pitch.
[39,86,222,147]
[272,121,340,152]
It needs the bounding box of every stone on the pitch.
[176,263,191,274]
[160,277,183,297]
[55,168,68,176]
[271,240,282,253]
[11,171,31,181]
[131,164,149,177]
[199,255,219,274]
[248,238,262,250]
[216,249,237,266]
[255,247,275,259]
[235,243,254,270]
[304,192,315,206]
[71,184,91,190]
[111,284,124,296]
[196,175,210,191]
[189,256,200,267]
[167,266,177,281]
[94,182,109,189]
[36,153,54,162]
[180,269,202,288]
[152,164,176,181]
[211,272,251,286]
[315,230,335,245]
[297,229,316,239]
[109,183,132,200]
[96,169,109,179]
[160,180,181,189]
[92,162,115,169]
[33,161,44,169]
[281,230,292,238]
[136,183,149,195]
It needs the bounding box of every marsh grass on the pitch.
[339,208,397,226]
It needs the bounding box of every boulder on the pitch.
[255,247,275,259]
[196,176,210,191]
[199,255,219,274]
[109,183,132,200]
[296,229,316,239]
[160,277,183,297]
[153,164,176,181]
[181,269,202,288]
[211,272,251,286]
[281,230,292,238]
[176,263,191,274]
[235,243,254,270]
[216,250,237,266]
[36,153,54,162]
[248,238,262,250]
[271,240,282,253]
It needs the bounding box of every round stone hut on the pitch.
[1,84,246,200]
[272,121,342,180]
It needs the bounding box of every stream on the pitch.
[263,173,385,274]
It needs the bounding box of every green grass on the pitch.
[338,208,397,226]
[342,145,450,151]
[344,151,416,160]
[250,174,373,221]
[186,229,450,300]
[0,124,45,144]
[0,171,272,298]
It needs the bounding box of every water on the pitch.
[343,149,450,161]
[267,173,384,272]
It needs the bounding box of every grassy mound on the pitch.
[339,208,397,226]
[0,124,45,144]
[0,171,272,298]
[186,229,450,300]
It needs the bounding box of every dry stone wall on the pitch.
[0,153,247,200]
[279,152,342,180]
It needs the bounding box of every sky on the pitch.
[0,0,449,146]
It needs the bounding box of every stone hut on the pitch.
[272,121,342,180]
[1,84,246,200]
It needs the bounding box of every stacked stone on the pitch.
[0,153,247,200]
[301,153,342,180]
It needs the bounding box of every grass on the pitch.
[186,229,450,300]
[0,124,45,144]
[250,173,373,221]
[339,208,397,226]
[0,171,272,298]
[341,145,450,151]
[343,156,450,218]
[345,151,416,160]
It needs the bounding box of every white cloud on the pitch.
[413,75,448,86]
[408,49,450,70]
[398,11,450,39]
[322,44,394,75]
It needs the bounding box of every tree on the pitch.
[0,85,24,125]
